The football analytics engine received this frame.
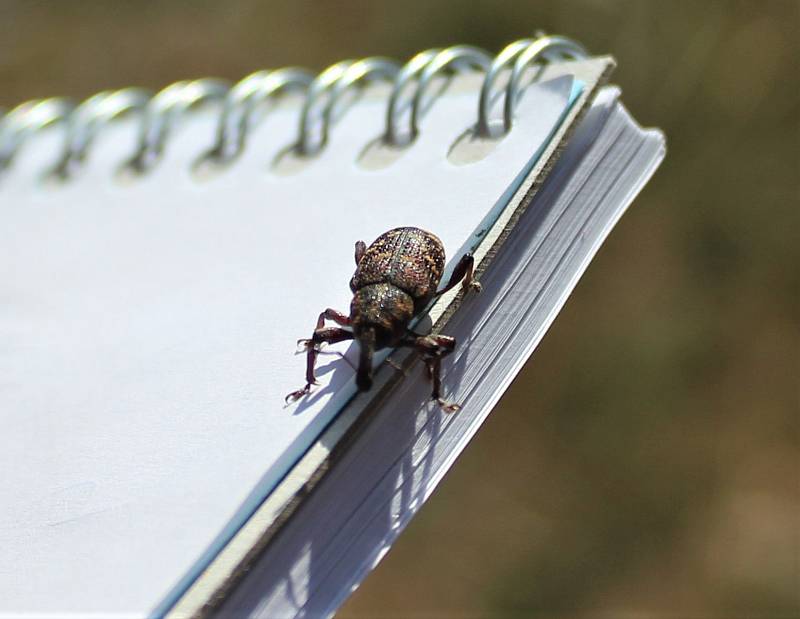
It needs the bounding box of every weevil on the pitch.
[285,226,481,412]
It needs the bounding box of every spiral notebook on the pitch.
[0,36,664,617]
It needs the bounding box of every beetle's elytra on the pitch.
[286,226,481,412]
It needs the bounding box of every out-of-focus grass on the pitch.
[2,0,797,616]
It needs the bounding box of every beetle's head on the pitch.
[350,283,414,391]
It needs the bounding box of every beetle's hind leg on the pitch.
[435,252,482,297]
[286,326,354,403]
[405,333,461,413]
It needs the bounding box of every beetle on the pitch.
[285,226,481,412]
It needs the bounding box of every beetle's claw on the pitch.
[435,397,461,414]
[466,280,482,294]
[285,383,314,403]
[296,338,321,353]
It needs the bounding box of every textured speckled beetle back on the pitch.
[350,227,446,307]
[287,225,480,411]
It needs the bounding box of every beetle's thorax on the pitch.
[350,282,414,349]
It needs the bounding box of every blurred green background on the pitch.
[2,0,797,616]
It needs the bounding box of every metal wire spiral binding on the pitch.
[197,68,314,169]
[120,78,230,176]
[383,48,441,147]
[0,33,588,182]
[476,38,537,138]
[410,46,492,143]
[48,88,152,181]
[296,57,400,157]
[0,98,74,176]
[382,45,492,148]
[505,35,588,129]
[477,35,587,138]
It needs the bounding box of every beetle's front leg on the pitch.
[435,252,481,297]
[315,308,351,330]
[286,327,354,402]
[406,333,460,413]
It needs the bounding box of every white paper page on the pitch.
[0,76,576,613]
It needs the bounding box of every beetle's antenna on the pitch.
[356,327,375,391]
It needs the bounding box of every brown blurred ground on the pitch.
[2,1,797,616]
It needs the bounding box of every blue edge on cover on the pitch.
[154,78,585,617]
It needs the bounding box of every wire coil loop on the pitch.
[199,68,314,168]
[482,35,587,137]
[296,57,400,157]
[0,98,75,176]
[121,78,229,176]
[411,46,492,140]
[383,45,491,147]
[48,88,151,181]
[383,48,441,146]
[479,35,587,137]
[476,38,536,138]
